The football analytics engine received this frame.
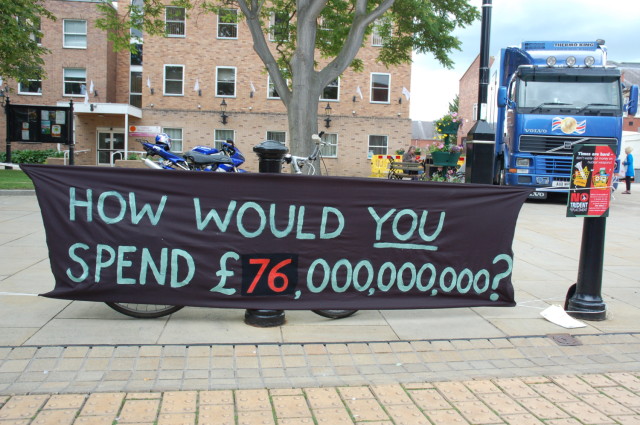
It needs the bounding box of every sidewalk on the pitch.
[1,186,639,424]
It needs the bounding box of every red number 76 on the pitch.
[246,258,292,293]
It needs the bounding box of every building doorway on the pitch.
[97,129,125,165]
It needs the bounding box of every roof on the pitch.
[610,61,640,86]
[411,121,436,140]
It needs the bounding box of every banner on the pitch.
[23,165,531,310]
[567,144,616,217]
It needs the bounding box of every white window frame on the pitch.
[368,135,388,156]
[216,66,236,97]
[217,8,238,39]
[320,133,338,158]
[163,64,184,96]
[266,130,286,145]
[18,79,42,95]
[370,73,391,104]
[63,68,86,97]
[63,19,87,49]
[165,6,186,37]
[214,129,235,150]
[162,127,183,152]
[130,66,142,107]
[267,75,280,99]
[269,12,289,42]
[320,78,340,101]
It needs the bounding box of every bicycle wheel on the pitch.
[312,309,358,319]
[105,302,184,319]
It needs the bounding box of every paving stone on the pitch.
[501,413,545,424]
[138,346,162,357]
[304,388,343,409]
[156,412,196,424]
[126,393,162,400]
[160,391,197,414]
[62,347,90,358]
[531,382,580,402]
[269,388,302,396]
[280,345,304,355]
[407,388,452,410]
[311,407,352,424]
[517,397,570,420]
[277,417,314,424]
[371,384,413,405]
[79,393,125,416]
[385,403,431,424]
[556,400,617,424]
[43,394,86,409]
[272,395,311,418]
[434,381,478,402]
[338,386,374,400]
[235,389,271,411]
[0,360,29,374]
[600,386,640,408]
[344,398,389,422]
[0,395,48,420]
[610,415,640,425]
[478,392,528,415]
[464,380,502,394]
[74,415,116,425]
[494,378,539,398]
[198,404,235,425]
[118,399,161,423]
[608,372,640,391]
[236,410,275,425]
[454,400,502,424]
[87,347,115,358]
[425,409,470,425]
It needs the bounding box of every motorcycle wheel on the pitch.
[105,302,184,319]
[312,309,358,319]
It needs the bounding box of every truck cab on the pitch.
[490,40,636,197]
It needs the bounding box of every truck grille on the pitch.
[536,157,573,174]
[519,135,617,155]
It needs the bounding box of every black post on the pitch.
[244,140,289,327]
[565,217,607,320]
[465,0,495,184]
[68,100,75,165]
[5,97,11,165]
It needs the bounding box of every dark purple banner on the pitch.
[23,165,531,310]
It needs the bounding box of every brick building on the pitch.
[1,0,412,177]
[455,54,495,145]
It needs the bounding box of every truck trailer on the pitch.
[487,40,638,198]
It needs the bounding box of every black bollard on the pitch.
[244,140,289,327]
[565,217,607,320]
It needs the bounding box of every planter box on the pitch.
[431,152,461,166]
[439,122,460,135]
[115,159,147,168]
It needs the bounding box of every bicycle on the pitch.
[106,132,357,320]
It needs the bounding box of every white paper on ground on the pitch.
[540,305,587,329]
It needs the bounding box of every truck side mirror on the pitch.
[498,86,507,107]
[628,85,639,116]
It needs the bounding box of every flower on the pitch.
[428,142,462,154]
[434,111,461,135]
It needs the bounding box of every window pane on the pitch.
[19,80,42,94]
[64,68,86,95]
[164,128,183,152]
[64,20,87,48]
[320,133,337,157]
[164,66,183,95]
[214,129,234,149]
[371,74,390,102]
[218,9,238,38]
[64,20,86,33]
[321,79,339,101]
[166,66,183,80]
[266,131,286,144]
[166,7,185,36]
[217,68,235,96]
[368,135,388,155]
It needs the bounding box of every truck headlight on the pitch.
[546,56,557,67]
[516,158,531,167]
[566,56,576,67]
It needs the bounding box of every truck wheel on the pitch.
[493,162,505,185]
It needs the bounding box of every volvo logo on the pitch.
[563,141,573,149]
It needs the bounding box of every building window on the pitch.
[217,9,238,39]
[267,75,280,99]
[18,80,42,95]
[269,12,289,42]
[165,7,186,37]
[63,19,87,49]
[321,78,339,101]
[163,128,183,152]
[63,68,86,96]
[370,73,390,103]
[368,135,388,156]
[266,131,286,145]
[371,20,391,47]
[321,133,338,157]
[164,65,184,95]
[130,70,142,108]
[216,67,236,97]
[472,103,478,121]
[215,129,234,150]
[130,43,142,66]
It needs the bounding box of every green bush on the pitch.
[0,149,65,164]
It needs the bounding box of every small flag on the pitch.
[84,88,89,104]
[402,86,410,101]
[194,78,200,92]
[250,81,256,94]
[356,86,363,100]
[89,80,94,95]
[147,76,151,89]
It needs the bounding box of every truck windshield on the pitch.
[517,76,621,113]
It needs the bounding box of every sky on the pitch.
[409,0,640,122]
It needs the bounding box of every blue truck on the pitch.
[488,40,638,198]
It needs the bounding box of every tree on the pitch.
[448,94,459,114]
[97,0,479,159]
[0,0,55,84]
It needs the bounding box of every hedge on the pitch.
[0,149,65,164]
